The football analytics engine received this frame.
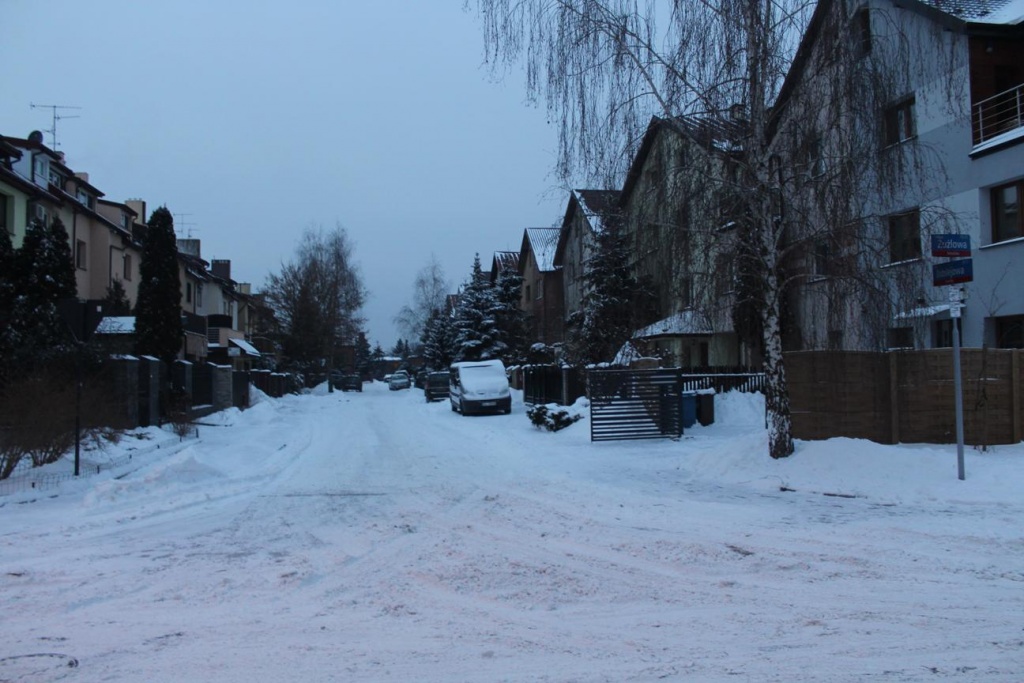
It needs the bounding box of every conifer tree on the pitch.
[452,254,506,362]
[354,332,372,376]
[102,279,132,316]
[134,207,183,364]
[421,308,456,370]
[0,226,16,385]
[494,268,528,365]
[566,225,640,365]
[10,217,77,367]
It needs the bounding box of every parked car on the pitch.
[388,370,411,391]
[414,369,428,389]
[449,359,511,415]
[336,373,363,392]
[424,371,449,402]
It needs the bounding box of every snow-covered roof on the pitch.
[492,251,520,273]
[573,189,620,236]
[922,0,1024,23]
[893,304,953,320]
[633,311,713,338]
[96,316,136,334]
[229,338,261,357]
[524,227,561,272]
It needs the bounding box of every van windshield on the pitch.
[459,364,507,392]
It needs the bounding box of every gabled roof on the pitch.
[773,0,1023,136]
[519,227,562,274]
[919,0,1024,23]
[633,310,712,339]
[619,116,743,207]
[490,251,520,283]
[553,189,621,266]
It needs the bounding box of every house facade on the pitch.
[773,0,1024,353]
[618,117,750,367]
[518,227,565,346]
[553,189,620,324]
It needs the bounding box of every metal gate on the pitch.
[588,368,683,441]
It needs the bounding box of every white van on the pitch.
[449,359,511,415]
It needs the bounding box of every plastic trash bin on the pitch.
[680,391,697,429]
[697,392,715,426]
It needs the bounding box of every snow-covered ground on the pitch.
[2,382,1022,682]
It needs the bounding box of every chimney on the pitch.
[126,199,147,224]
[75,172,89,183]
[179,238,201,257]
[211,259,231,280]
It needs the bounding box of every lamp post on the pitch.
[57,299,104,476]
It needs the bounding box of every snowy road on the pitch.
[2,383,1022,681]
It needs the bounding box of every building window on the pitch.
[932,319,962,348]
[884,96,916,145]
[679,277,693,308]
[186,282,193,304]
[0,193,8,234]
[995,315,1023,348]
[75,240,87,270]
[888,209,922,263]
[48,170,64,190]
[811,240,831,278]
[32,156,47,184]
[887,327,913,349]
[827,329,844,350]
[76,188,93,209]
[123,253,132,281]
[852,7,872,57]
[992,180,1022,243]
[534,279,542,300]
[524,284,531,301]
[196,283,203,308]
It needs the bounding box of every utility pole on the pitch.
[29,103,82,149]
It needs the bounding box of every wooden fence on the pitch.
[786,349,1024,446]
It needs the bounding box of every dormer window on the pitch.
[49,169,64,189]
[32,156,47,185]
[852,8,871,58]
[76,188,93,209]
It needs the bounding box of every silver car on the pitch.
[388,370,411,391]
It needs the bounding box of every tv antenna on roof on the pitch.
[29,103,82,150]
[174,212,198,238]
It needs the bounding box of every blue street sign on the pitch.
[933,258,973,286]
[931,234,971,257]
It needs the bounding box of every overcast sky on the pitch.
[2,1,568,348]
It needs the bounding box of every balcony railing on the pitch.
[973,83,1024,145]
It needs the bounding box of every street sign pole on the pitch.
[931,236,971,481]
[950,287,965,481]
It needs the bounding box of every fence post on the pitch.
[1013,349,1022,444]
[889,352,900,445]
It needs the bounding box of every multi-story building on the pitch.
[775,0,1024,352]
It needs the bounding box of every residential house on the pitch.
[2,132,146,309]
[772,0,1024,352]
[489,250,520,285]
[518,227,564,346]
[618,116,750,367]
[552,189,621,326]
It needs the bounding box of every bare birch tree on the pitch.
[264,224,366,382]
[394,255,451,348]
[471,0,809,457]
[470,0,963,459]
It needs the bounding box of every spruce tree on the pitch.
[452,254,506,362]
[566,225,640,365]
[354,332,372,376]
[134,207,183,364]
[494,269,528,365]
[421,308,456,370]
[0,226,16,385]
[10,217,77,368]
[102,279,132,316]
